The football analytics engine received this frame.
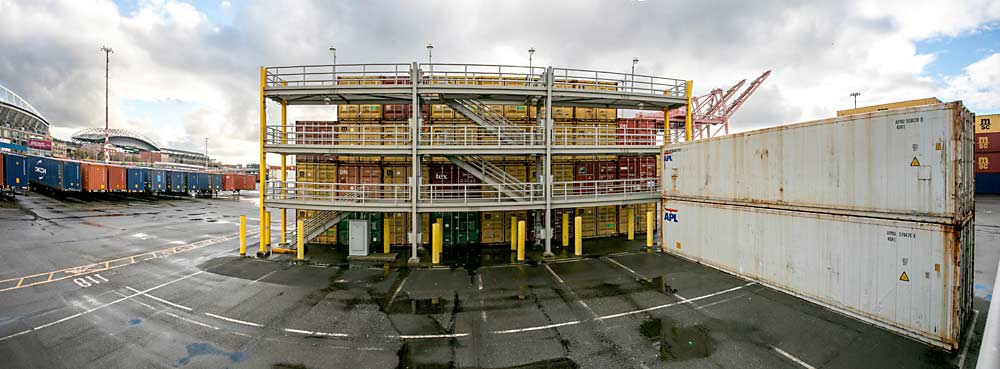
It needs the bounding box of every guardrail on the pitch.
[418,63,547,87]
[551,67,686,97]
[552,178,660,200]
[266,181,411,203]
[265,124,411,146]
[553,126,658,146]
[420,125,542,146]
[263,63,687,98]
[419,182,544,205]
[264,63,412,88]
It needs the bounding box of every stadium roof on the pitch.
[72,127,161,151]
[0,83,49,135]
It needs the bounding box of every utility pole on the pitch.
[329,47,336,85]
[850,92,861,109]
[426,44,433,64]
[101,45,113,163]
[631,57,639,93]
[205,137,209,168]
[529,47,535,70]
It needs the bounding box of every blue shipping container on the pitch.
[197,173,210,192]
[977,173,1000,194]
[4,153,28,188]
[62,161,81,191]
[127,168,145,192]
[211,174,222,191]
[168,171,186,192]
[186,172,202,192]
[28,156,62,190]
[147,169,166,192]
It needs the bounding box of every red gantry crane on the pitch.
[664,70,771,141]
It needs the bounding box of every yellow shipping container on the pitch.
[617,203,656,235]
[481,211,506,244]
[976,114,1000,134]
[835,97,941,117]
[553,106,574,120]
[576,207,597,239]
[574,107,596,120]
[504,211,528,244]
[431,104,458,120]
[505,105,529,120]
[597,108,617,121]
[596,205,617,237]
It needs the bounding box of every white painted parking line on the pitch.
[204,312,264,328]
[957,309,980,369]
[165,311,221,330]
[0,270,205,342]
[492,321,582,334]
[249,270,277,285]
[605,257,651,282]
[597,282,756,321]
[284,328,349,337]
[399,333,470,339]
[772,346,816,369]
[387,273,409,308]
[543,264,565,284]
[125,286,193,312]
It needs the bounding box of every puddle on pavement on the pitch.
[640,317,716,361]
[396,342,579,369]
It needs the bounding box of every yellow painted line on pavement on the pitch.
[0,231,256,293]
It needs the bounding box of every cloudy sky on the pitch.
[1,0,999,164]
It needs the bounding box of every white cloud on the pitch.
[1,0,999,164]
[942,53,1000,111]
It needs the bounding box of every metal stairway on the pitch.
[443,99,532,145]
[287,210,347,246]
[445,155,532,202]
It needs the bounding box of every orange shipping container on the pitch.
[107,165,127,191]
[81,163,108,192]
[977,153,1000,173]
[975,132,1000,153]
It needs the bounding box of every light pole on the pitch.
[850,92,861,109]
[100,45,113,163]
[329,47,336,85]
[205,137,209,168]
[631,57,639,92]
[529,47,535,70]
[426,44,433,64]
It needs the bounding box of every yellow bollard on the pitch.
[574,216,583,256]
[510,216,517,251]
[627,207,635,241]
[265,212,271,248]
[383,217,391,254]
[297,220,305,260]
[432,222,442,264]
[646,211,653,248]
[260,211,270,254]
[239,215,247,256]
[561,213,569,247]
[280,208,287,244]
[517,220,526,261]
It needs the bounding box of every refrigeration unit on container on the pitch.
[661,199,972,350]
[662,102,975,224]
[126,168,145,192]
[3,153,27,188]
[107,165,127,192]
[81,163,108,192]
[147,169,166,192]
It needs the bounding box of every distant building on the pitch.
[0,84,51,154]
[70,127,219,167]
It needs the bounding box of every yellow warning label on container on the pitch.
[899,271,909,282]
[675,242,681,249]
[910,157,920,167]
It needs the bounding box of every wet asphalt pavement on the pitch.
[0,192,994,368]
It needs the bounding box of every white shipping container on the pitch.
[660,199,973,349]
[661,102,974,223]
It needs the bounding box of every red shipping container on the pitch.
[977,153,1000,173]
[430,164,480,198]
[222,174,236,191]
[976,133,1000,153]
[81,163,109,192]
[338,165,381,197]
[107,165,127,191]
[618,156,656,179]
[295,121,336,145]
[617,118,657,145]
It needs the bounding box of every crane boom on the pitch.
[664,70,771,141]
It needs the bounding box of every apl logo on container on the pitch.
[663,208,679,223]
[663,151,673,162]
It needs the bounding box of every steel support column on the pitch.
[257,67,268,257]
[280,101,287,244]
[543,67,554,257]
[409,62,421,263]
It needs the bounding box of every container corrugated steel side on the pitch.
[126,168,145,192]
[147,169,166,192]
[662,102,975,223]
[661,198,972,349]
[28,156,62,190]
[81,163,108,192]
[167,171,186,192]
[107,165,127,192]
[3,153,27,188]
[62,161,81,191]
[975,113,1000,134]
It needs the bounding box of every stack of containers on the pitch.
[975,113,1000,193]
[661,102,974,349]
